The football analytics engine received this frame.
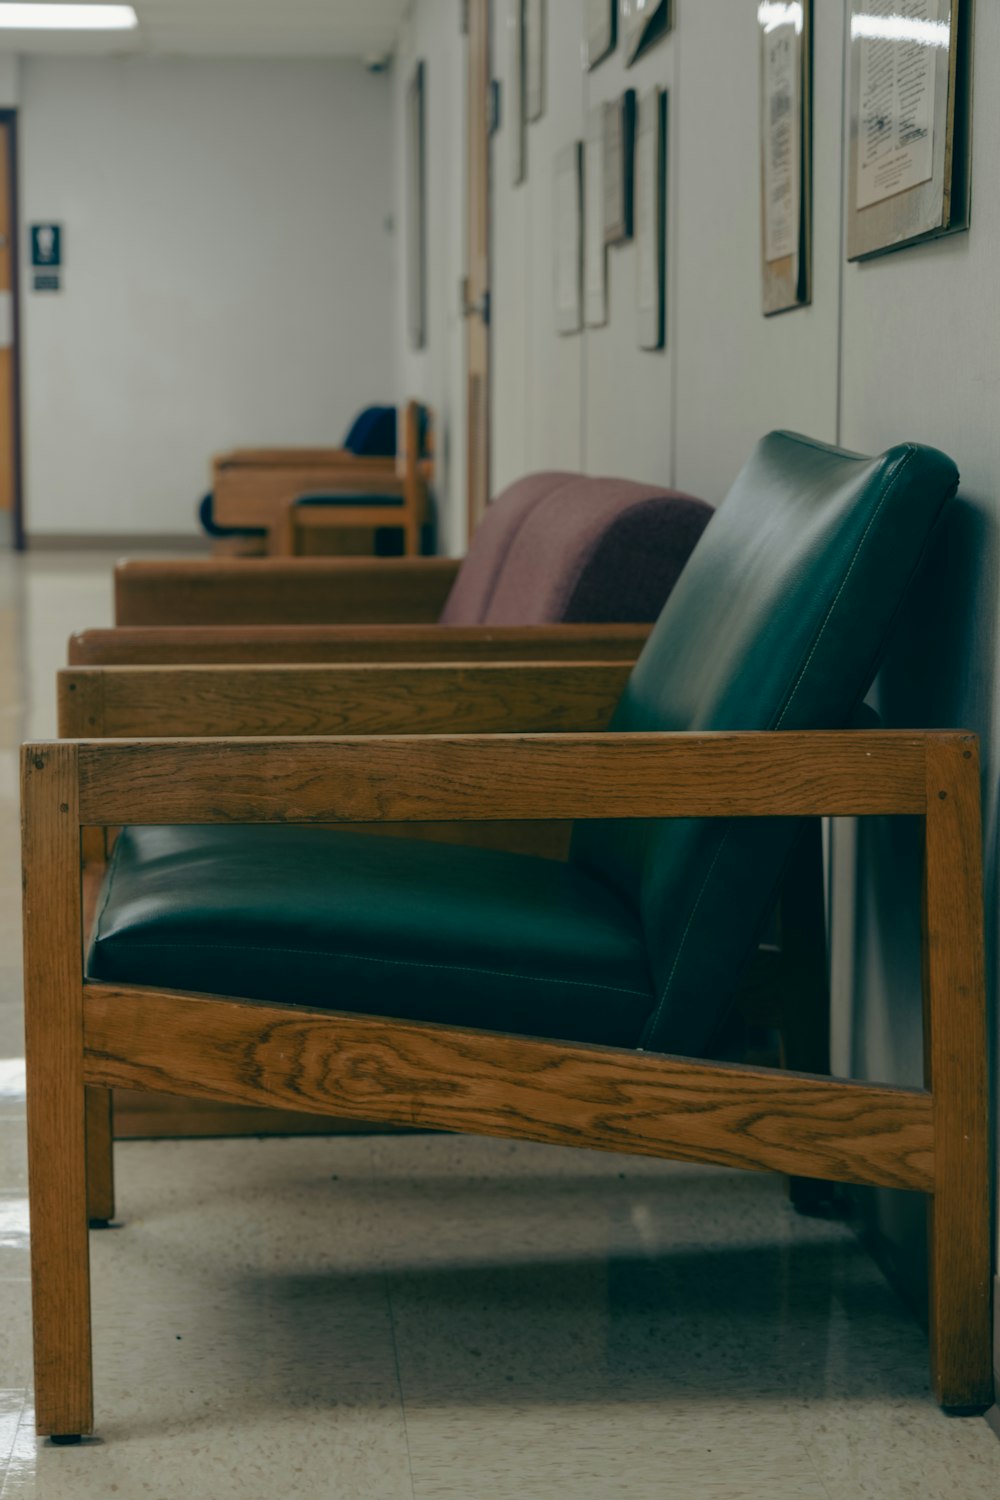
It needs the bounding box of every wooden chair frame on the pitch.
[56,660,825,1147]
[211,450,398,532]
[266,401,433,558]
[114,556,463,628]
[22,727,992,1438]
[67,622,652,668]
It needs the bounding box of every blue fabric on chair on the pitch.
[343,406,398,457]
[197,492,266,540]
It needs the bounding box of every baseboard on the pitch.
[25,532,210,552]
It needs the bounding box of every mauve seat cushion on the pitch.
[437,472,581,625]
[481,478,714,626]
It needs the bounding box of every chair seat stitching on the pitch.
[96,939,652,999]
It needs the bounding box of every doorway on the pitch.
[0,111,22,550]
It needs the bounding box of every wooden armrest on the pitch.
[36,730,953,827]
[58,662,631,738]
[214,447,362,470]
[213,457,403,528]
[114,557,462,627]
[68,623,650,667]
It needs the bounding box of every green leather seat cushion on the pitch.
[87,825,655,1047]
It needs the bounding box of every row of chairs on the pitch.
[200,401,433,557]
[22,431,992,1444]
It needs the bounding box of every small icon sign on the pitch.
[31,224,62,268]
[30,224,63,292]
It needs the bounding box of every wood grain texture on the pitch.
[114,557,461,628]
[67,622,649,667]
[71,730,932,827]
[111,1089,409,1140]
[58,662,629,739]
[82,987,934,1193]
[922,738,993,1410]
[21,744,93,1436]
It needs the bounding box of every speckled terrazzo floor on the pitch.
[0,551,997,1499]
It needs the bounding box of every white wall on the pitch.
[393,0,468,555]
[18,55,396,537]
[418,0,1000,1372]
[0,54,19,107]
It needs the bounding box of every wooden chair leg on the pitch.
[403,518,421,557]
[85,1087,115,1226]
[268,504,297,557]
[778,820,838,1214]
[922,741,993,1412]
[22,744,94,1439]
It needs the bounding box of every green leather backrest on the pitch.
[570,432,959,1057]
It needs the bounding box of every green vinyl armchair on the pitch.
[23,433,991,1440]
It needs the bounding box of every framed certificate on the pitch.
[759,0,812,315]
[847,0,972,260]
[526,0,545,122]
[405,61,427,350]
[620,0,671,67]
[508,0,526,186]
[586,0,616,70]
[604,89,636,245]
[635,86,667,350]
[584,107,607,327]
[554,142,584,335]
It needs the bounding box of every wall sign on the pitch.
[30,223,62,292]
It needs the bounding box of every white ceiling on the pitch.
[0,0,412,60]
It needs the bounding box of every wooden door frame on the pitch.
[0,109,24,551]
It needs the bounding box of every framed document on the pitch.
[554,142,583,335]
[620,0,671,67]
[584,107,607,327]
[759,0,812,315]
[508,0,526,185]
[526,0,545,122]
[405,61,427,350]
[635,86,667,350]
[586,0,616,70]
[847,0,972,260]
[604,89,636,245]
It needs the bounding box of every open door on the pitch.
[465,0,491,538]
[0,113,21,549]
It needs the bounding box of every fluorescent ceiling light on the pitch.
[850,13,951,48]
[0,3,138,29]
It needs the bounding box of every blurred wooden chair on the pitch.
[267,400,435,558]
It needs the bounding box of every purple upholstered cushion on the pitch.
[480,477,714,626]
[437,472,580,625]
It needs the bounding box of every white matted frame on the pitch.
[759,0,812,316]
[586,0,616,70]
[604,88,636,246]
[847,0,972,261]
[554,142,584,335]
[635,85,667,350]
[584,106,607,327]
[406,60,427,350]
[620,0,671,66]
[508,0,526,185]
[526,0,545,122]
